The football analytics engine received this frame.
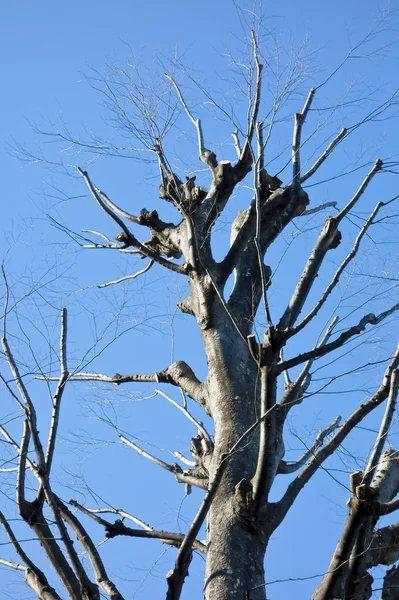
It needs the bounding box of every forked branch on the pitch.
[165,74,217,170]
[119,434,208,489]
[274,344,399,527]
[239,31,264,168]
[0,511,62,600]
[278,416,341,474]
[292,87,316,188]
[78,168,187,274]
[278,305,399,373]
[292,201,383,336]
[69,500,206,553]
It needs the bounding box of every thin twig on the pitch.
[155,389,212,444]
[278,416,341,474]
[98,260,154,288]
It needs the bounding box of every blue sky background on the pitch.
[0,1,399,599]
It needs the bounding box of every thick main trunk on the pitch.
[205,491,267,600]
[200,308,268,599]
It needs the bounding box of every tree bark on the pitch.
[199,303,269,599]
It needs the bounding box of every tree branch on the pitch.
[98,260,154,288]
[274,344,399,527]
[362,370,399,486]
[55,497,124,600]
[278,160,382,332]
[43,308,69,479]
[239,31,264,168]
[37,360,208,410]
[291,201,382,336]
[336,159,383,222]
[252,365,278,512]
[278,416,341,474]
[78,168,187,275]
[119,434,208,489]
[155,389,212,444]
[69,501,206,553]
[299,201,338,216]
[279,316,339,410]
[17,420,31,517]
[164,74,217,170]
[312,381,399,600]
[292,88,316,189]
[0,511,62,600]
[300,128,347,183]
[277,306,399,373]
[94,188,141,224]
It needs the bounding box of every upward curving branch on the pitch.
[165,74,217,171]
[278,160,383,333]
[274,344,399,528]
[78,168,187,274]
[292,87,316,189]
[278,305,399,373]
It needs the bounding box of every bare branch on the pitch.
[155,389,212,444]
[1,337,46,468]
[78,167,132,238]
[0,339,96,600]
[44,308,69,476]
[94,188,141,224]
[17,420,30,516]
[279,316,339,410]
[292,202,383,335]
[69,501,206,553]
[71,506,153,531]
[232,129,241,159]
[252,365,277,512]
[336,159,383,223]
[292,88,316,188]
[278,161,382,332]
[174,452,196,467]
[300,128,347,184]
[37,361,207,410]
[0,558,25,571]
[78,168,187,275]
[98,260,154,288]
[55,498,124,600]
[239,31,264,167]
[274,344,399,526]
[362,370,399,486]
[278,416,341,474]
[299,201,337,216]
[278,306,399,374]
[119,434,208,489]
[0,511,62,600]
[164,74,217,170]
[277,216,342,331]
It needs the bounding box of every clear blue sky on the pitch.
[1,1,398,598]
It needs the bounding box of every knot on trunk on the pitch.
[233,479,258,532]
[187,434,213,481]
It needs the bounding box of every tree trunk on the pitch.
[200,306,269,599]
[205,495,267,600]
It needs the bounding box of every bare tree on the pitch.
[2,13,399,600]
